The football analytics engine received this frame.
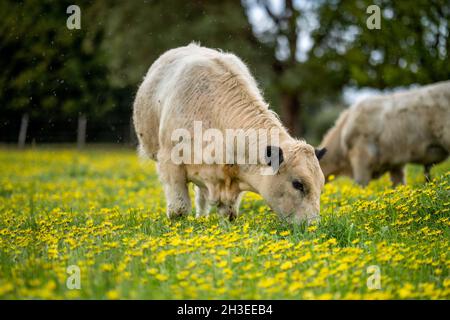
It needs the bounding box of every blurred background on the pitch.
[1,0,449,147]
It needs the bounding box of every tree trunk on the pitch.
[280,92,302,138]
[77,114,87,149]
[18,113,29,149]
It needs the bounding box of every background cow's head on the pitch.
[317,144,353,181]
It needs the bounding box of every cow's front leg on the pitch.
[157,159,191,219]
[194,185,211,218]
[233,192,243,217]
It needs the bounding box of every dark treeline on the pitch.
[1,0,449,146]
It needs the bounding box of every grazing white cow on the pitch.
[319,81,450,185]
[133,44,326,224]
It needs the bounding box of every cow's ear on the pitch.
[265,145,284,168]
[315,148,327,161]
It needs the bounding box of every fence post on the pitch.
[77,114,87,149]
[18,113,29,149]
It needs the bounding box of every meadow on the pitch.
[0,147,449,299]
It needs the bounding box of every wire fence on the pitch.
[0,116,137,146]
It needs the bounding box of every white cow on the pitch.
[320,81,450,185]
[133,44,326,224]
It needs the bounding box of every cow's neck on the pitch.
[237,133,293,194]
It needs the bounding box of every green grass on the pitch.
[0,148,449,299]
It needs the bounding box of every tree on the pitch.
[100,0,274,91]
[0,0,113,146]
[241,0,312,137]
[77,0,277,146]
[310,0,450,89]
[242,0,450,138]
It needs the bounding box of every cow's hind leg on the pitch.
[157,157,191,219]
[424,164,432,182]
[390,166,405,186]
[195,186,211,218]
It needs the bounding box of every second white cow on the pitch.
[320,81,450,185]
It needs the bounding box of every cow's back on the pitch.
[133,44,223,159]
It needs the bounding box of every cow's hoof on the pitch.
[166,208,187,219]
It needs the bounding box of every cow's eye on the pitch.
[292,180,305,193]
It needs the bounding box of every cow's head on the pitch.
[317,109,353,181]
[256,142,326,224]
[320,148,352,179]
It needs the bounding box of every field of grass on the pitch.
[0,147,449,299]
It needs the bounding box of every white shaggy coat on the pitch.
[133,44,325,223]
[320,81,450,185]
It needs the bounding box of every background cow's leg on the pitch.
[157,157,191,218]
[195,185,211,217]
[424,164,432,182]
[390,166,405,186]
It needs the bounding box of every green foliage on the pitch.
[102,0,274,92]
[0,0,112,118]
[1,0,449,141]
[310,0,450,88]
[0,148,448,299]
